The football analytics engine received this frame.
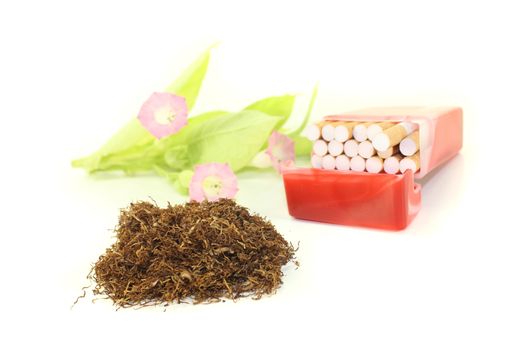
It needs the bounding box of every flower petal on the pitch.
[250,151,273,168]
[138,92,188,139]
[265,131,295,173]
[189,163,238,202]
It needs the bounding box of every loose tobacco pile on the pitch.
[90,199,297,307]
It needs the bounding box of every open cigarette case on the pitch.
[282,106,463,230]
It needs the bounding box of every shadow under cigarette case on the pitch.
[282,106,463,230]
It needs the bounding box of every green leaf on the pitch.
[71,119,154,171]
[290,83,319,136]
[291,135,313,156]
[155,110,230,168]
[165,44,215,110]
[170,110,283,171]
[153,166,182,192]
[177,170,194,189]
[72,45,215,172]
[154,110,230,152]
[163,145,190,169]
[192,109,228,119]
[287,85,318,157]
[118,109,280,173]
[91,142,164,174]
[83,110,231,173]
[153,165,179,183]
[243,95,295,130]
[153,166,194,195]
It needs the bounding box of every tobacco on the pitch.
[89,199,297,308]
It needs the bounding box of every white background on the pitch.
[1,0,524,349]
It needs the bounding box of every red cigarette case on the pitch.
[282,106,463,230]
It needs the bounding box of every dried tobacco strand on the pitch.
[91,199,296,307]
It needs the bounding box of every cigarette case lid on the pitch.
[282,168,421,230]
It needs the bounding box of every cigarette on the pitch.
[311,154,323,169]
[383,154,402,174]
[313,139,328,156]
[322,155,336,170]
[322,122,343,141]
[366,122,396,140]
[365,156,384,173]
[377,145,399,159]
[350,156,366,172]
[343,139,359,157]
[328,140,344,156]
[357,140,376,159]
[353,122,373,142]
[399,152,420,174]
[304,123,323,141]
[371,122,418,152]
[335,155,351,171]
[334,122,358,143]
[399,131,420,156]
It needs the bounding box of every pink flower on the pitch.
[265,131,295,173]
[189,163,238,202]
[137,92,188,139]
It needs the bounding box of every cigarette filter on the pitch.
[357,141,376,159]
[365,156,383,174]
[334,122,357,143]
[377,145,398,159]
[383,155,402,174]
[400,152,420,173]
[328,140,344,156]
[344,139,359,157]
[304,123,322,141]
[400,131,420,156]
[367,122,395,140]
[350,156,366,172]
[313,140,328,156]
[283,106,463,230]
[371,122,418,152]
[322,122,343,141]
[311,154,323,169]
[321,155,336,170]
[353,122,373,142]
[335,155,351,171]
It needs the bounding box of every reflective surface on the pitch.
[283,168,421,230]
